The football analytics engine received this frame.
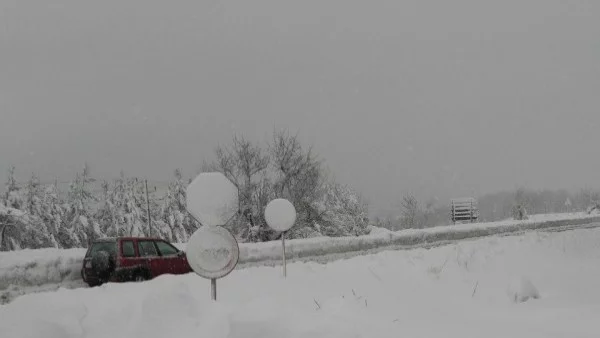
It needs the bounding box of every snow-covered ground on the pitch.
[1,212,599,304]
[1,226,600,338]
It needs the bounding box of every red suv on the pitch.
[81,237,192,287]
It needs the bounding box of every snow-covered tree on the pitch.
[62,164,100,247]
[119,177,147,237]
[0,204,26,251]
[40,182,65,248]
[0,167,36,250]
[3,165,23,210]
[131,177,163,238]
[23,173,56,247]
[95,180,119,237]
[310,181,370,237]
[159,169,196,243]
[24,173,43,216]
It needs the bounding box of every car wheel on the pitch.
[133,271,148,282]
[87,281,101,288]
[91,251,115,278]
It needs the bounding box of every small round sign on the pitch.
[186,226,239,279]
[265,198,297,232]
[186,172,239,227]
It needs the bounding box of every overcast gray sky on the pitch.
[1,0,599,216]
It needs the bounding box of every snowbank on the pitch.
[236,212,600,266]
[0,247,87,303]
[0,248,86,289]
[1,212,599,302]
[2,226,600,338]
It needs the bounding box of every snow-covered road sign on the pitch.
[186,225,239,280]
[186,172,238,227]
[185,172,240,301]
[265,198,297,278]
[265,198,297,232]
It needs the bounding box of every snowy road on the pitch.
[2,218,600,306]
[238,220,600,268]
[2,226,600,338]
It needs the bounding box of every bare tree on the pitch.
[270,129,325,233]
[271,129,323,200]
[199,159,219,174]
[231,135,270,210]
[512,187,529,220]
[400,194,420,229]
[213,145,238,187]
[213,135,269,210]
[210,135,271,239]
[204,129,368,242]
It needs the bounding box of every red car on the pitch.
[81,237,192,287]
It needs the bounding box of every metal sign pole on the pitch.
[282,232,287,278]
[211,278,217,301]
[264,198,296,279]
[145,179,152,236]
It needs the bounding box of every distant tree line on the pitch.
[0,130,370,251]
[375,187,600,230]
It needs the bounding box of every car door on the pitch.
[137,240,167,277]
[119,240,142,278]
[154,240,187,275]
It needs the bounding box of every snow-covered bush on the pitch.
[507,276,540,303]
[312,182,370,237]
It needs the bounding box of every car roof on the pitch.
[92,236,166,243]
[92,237,117,243]
[119,237,164,241]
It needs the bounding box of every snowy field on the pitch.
[1,212,599,305]
[1,226,600,338]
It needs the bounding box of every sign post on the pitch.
[186,224,239,301]
[265,198,297,278]
[281,233,287,278]
[211,278,217,301]
[186,172,240,301]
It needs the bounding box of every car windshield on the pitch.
[88,241,117,257]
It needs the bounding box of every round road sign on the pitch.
[265,198,297,232]
[186,172,238,227]
[186,226,239,279]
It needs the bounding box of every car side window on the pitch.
[138,241,158,257]
[155,241,179,256]
[122,241,136,257]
